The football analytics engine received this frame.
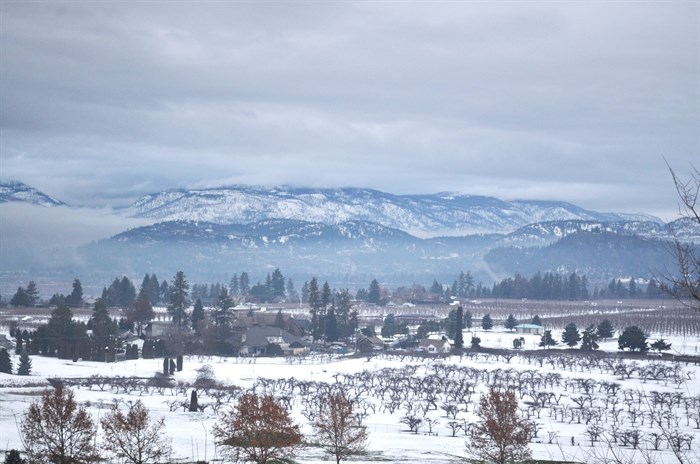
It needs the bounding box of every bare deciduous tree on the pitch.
[21,386,99,464]
[466,387,534,464]
[663,163,700,311]
[313,391,368,464]
[213,393,303,464]
[100,400,172,464]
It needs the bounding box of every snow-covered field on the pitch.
[1,332,699,464]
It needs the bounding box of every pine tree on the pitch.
[66,278,83,307]
[580,325,599,351]
[561,323,581,348]
[0,348,12,374]
[453,306,464,349]
[17,348,31,375]
[539,330,557,349]
[504,314,518,331]
[531,315,542,326]
[25,281,39,306]
[308,277,322,342]
[618,326,648,352]
[191,298,205,331]
[325,307,339,343]
[168,271,190,329]
[270,269,285,299]
[367,279,381,305]
[596,319,614,339]
[481,313,493,331]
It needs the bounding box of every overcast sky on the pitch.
[1,1,698,220]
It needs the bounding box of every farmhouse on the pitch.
[229,326,308,356]
[357,335,385,353]
[418,338,451,354]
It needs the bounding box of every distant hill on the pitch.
[0,180,65,207]
[485,231,678,281]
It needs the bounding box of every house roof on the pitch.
[514,324,543,329]
[232,326,305,349]
[419,338,450,349]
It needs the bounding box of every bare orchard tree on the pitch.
[213,393,303,464]
[100,400,172,464]
[663,163,700,310]
[21,386,99,464]
[466,387,534,464]
[313,391,368,464]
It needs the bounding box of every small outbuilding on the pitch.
[514,324,543,335]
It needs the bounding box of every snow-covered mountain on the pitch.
[0,180,65,206]
[123,186,659,236]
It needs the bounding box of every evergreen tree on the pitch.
[308,277,322,342]
[629,277,637,298]
[271,268,286,299]
[119,276,136,306]
[215,288,233,328]
[561,323,581,347]
[25,281,39,306]
[334,289,353,337]
[596,319,614,339]
[239,272,250,295]
[275,309,285,328]
[504,314,518,331]
[0,348,12,374]
[168,271,190,329]
[66,278,83,307]
[580,325,599,351]
[430,279,443,296]
[464,310,473,329]
[650,339,672,352]
[539,330,557,349]
[17,348,31,375]
[325,306,339,343]
[10,287,30,307]
[618,326,648,352]
[286,278,297,302]
[453,306,464,349]
[531,315,542,326]
[91,298,118,362]
[301,281,310,303]
[191,298,205,331]
[229,274,239,296]
[367,279,381,305]
[481,313,493,331]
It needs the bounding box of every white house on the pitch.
[418,338,451,354]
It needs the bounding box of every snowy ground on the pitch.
[1,330,699,464]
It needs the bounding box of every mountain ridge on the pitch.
[122,185,661,236]
[0,180,65,207]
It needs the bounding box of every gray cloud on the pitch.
[0,1,697,220]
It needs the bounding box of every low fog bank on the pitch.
[0,203,152,294]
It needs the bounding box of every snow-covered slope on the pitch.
[123,186,658,235]
[498,218,700,247]
[0,180,65,206]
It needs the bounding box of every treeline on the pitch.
[436,271,668,302]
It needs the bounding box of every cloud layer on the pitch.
[1,1,698,220]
